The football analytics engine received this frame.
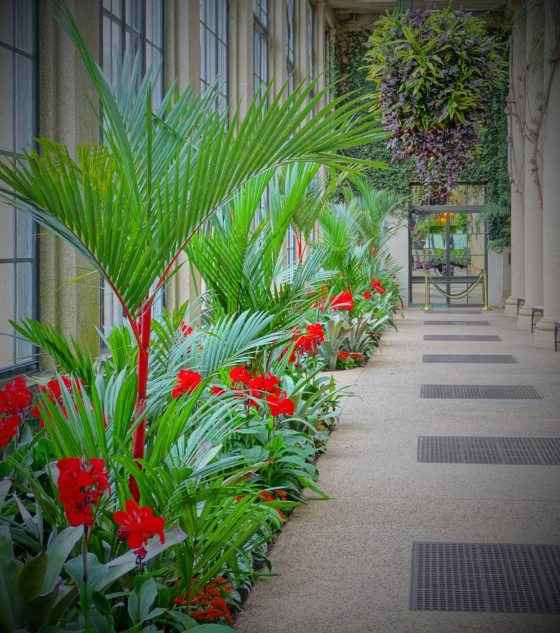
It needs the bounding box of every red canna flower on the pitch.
[266,393,295,417]
[57,457,110,527]
[229,365,252,385]
[364,290,372,300]
[179,322,193,336]
[0,414,21,447]
[370,278,385,294]
[172,369,202,398]
[247,372,281,399]
[114,499,165,551]
[210,385,227,396]
[330,291,354,311]
[0,377,32,417]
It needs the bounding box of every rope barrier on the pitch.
[427,270,483,299]
[423,268,491,311]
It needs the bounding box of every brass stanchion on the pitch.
[423,268,431,311]
[481,268,492,311]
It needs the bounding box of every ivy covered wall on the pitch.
[334,29,510,206]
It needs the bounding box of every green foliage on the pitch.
[335,28,510,206]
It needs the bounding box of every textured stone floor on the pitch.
[235,308,560,633]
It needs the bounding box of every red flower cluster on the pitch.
[174,577,233,625]
[229,365,252,386]
[259,489,288,520]
[0,415,21,448]
[0,377,32,416]
[57,457,109,527]
[364,291,372,300]
[172,369,202,398]
[288,323,325,360]
[338,351,365,363]
[33,376,85,428]
[0,377,32,447]
[114,499,165,562]
[228,366,296,417]
[370,278,385,294]
[179,322,193,336]
[330,291,355,312]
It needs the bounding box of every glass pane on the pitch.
[0,202,14,258]
[0,263,14,369]
[147,0,162,47]
[0,0,13,45]
[16,261,33,359]
[217,0,227,41]
[15,55,33,153]
[15,0,33,53]
[126,0,143,31]
[112,0,122,18]
[16,210,33,257]
[0,47,14,151]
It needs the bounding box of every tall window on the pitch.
[100,0,163,334]
[0,0,37,376]
[253,0,269,100]
[200,0,228,113]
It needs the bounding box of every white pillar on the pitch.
[504,16,526,317]
[535,0,560,349]
[517,1,544,330]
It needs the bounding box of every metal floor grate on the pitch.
[418,436,560,465]
[422,354,517,364]
[420,384,543,399]
[424,320,490,326]
[429,310,482,314]
[411,542,560,613]
[424,335,502,341]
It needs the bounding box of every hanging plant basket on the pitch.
[365,7,506,202]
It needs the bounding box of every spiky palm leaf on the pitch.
[0,2,384,333]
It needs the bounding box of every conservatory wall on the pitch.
[0,0,333,376]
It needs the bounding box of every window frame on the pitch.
[200,0,229,113]
[0,0,39,378]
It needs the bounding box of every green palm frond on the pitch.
[0,2,384,330]
[11,319,95,386]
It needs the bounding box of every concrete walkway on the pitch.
[235,308,560,633]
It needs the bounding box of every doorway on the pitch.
[409,205,487,307]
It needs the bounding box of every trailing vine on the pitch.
[335,24,511,245]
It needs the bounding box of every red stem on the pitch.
[130,302,152,501]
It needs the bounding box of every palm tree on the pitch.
[0,2,384,496]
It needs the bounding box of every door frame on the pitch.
[408,204,488,307]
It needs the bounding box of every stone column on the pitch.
[163,0,201,312]
[38,0,100,362]
[517,1,544,330]
[535,0,560,348]
[230,0,254,119]
[270,0,287,99]
[504,15,526,317]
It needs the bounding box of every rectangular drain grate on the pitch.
[422,354,517,364]
[411,542,560,613]
[418,436,560,464]
[420,384,543,399]
[424,320,490,326]
[424,335,502,341]
[429,310,482,314]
